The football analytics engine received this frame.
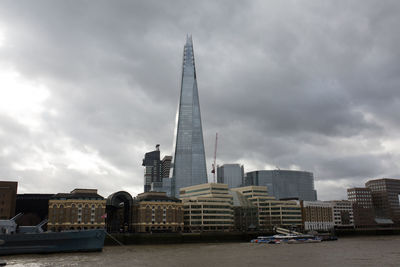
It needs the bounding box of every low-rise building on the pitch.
[300,201,334,231]
[0,181,18,219]
[180,183,234,232]
[231,186,302,230]
[327,200,354,228]
[230,190,258,231]
[48,189,106,231]
[132,191,183,233]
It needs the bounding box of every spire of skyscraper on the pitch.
[171,36,208,197]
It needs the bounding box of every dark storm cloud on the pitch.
[0,0,399,199]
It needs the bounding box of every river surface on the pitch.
[2,235,400,267]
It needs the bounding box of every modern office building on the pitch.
[161,156,172,179]
[132,192,184,233]
[299,201,334,231]
[230,190,259,231]
[142,146,162,193]
[217,164,244,188]
[142,145,172,192]
[366,178,400,223]
[180,183,234,232]
[245,170,317,201]
[327,200,354,228]
[347,187,376,227]
[171,36,208,197]
[231,186,302,230]
[0,181,18,219]
[48,189,106,231]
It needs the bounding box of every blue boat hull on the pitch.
[0,229,106,255]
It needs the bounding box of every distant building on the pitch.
[217,164,244,188]
[231,186,302,230]
[180,183,234,232]
[366,178,400,224]
[132,192,183,233]
[230,190,259,231]
[245,170,317,201]
[142,145,173,193]
[142,147,162,193]
[16,194,53,227]
[0,181,18,219]
[161,156,172,179]
[347,187,376,227]
[299,201,334,232]
[48,189,106,231]
[327,200,354,228]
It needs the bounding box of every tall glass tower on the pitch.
[172,35,208,197]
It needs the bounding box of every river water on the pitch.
[3,235,400,267]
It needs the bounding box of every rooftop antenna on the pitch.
[211,132,218,183]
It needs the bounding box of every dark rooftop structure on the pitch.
[16,194,54,228]
[135,192,181,203]
[52,189,104,200]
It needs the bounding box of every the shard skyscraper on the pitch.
[171,36,208,197]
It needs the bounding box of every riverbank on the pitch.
[105,232,272,245]
[105,228,400,245]
[335,227,400,236]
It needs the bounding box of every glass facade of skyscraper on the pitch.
[245,170,317,201]
[171,36,208,197]
[217,164,244,188]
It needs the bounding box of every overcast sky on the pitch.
[1,0,399,200]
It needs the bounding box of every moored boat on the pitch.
[251,234,322,244]
[0,214,106,255]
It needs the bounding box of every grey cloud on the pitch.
[0,0,400,199]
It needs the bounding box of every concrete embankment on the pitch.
[105,228,400,245]
[335,228,400,237]
[105,232,273,246]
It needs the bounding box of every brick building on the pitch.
[132,192,183,233]
[366,178,400,224]
[347,187,375,227]
[48,189,106,231]
[0,181,18,219]
[300,201,334,231]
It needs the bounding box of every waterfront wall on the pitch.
[105,228,400,245]
[335,228,400,237]
[105,232,273,246]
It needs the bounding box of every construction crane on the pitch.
[211,132,218,183]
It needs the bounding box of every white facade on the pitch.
[327,200,354,227]
[304,221,334,231]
